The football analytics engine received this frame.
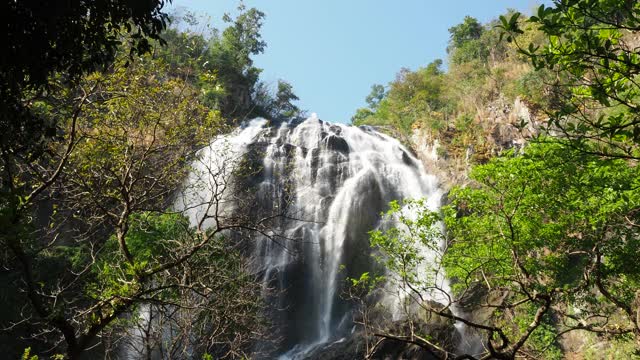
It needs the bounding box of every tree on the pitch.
[449,16,484,49]
[2,11,177,352]
[351,108,376,125]
[350,85,386,125]
[205,5,267,120]
[350,60,447,133]
[352,141,640,359]
[346,199,459,358]
[447,16,490,65]
[366,84,387,110]
[273,80,302,119]
[2,5,297,358]
[156,24,210,79]
[499,0,640,159]
[154,8,302,122]
[0,54,275,359]
[1,0,171,156]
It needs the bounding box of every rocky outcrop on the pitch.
[410,95,541,189]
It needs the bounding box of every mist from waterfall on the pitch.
[181,115,445,358]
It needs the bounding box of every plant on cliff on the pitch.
[448,16,489,65]
[352,59,448,134]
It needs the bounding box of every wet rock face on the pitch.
[401,150,416,167]
[322,134,350,154]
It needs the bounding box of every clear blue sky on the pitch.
[170,1,543,123]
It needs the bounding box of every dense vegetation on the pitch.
[157,7,303,122]
[351,12,554,162]
[351,1,640,358]
[2,0,639,359]
[1,4,299,359]
[2,0,171,161]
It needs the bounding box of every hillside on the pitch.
[349,5,640,359]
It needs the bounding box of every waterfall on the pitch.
[181,115,445,358]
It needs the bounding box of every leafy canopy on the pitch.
[356,141,640,358]
[2,0,171,156]
[499,0,640,159]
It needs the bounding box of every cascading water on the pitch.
[181,114,447,358]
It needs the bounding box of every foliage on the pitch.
[156,8,303,122]
[449,16,484,50]
[156,26,210,79]
[345,200,453,358]
[92,212,267,359]
[443,140,640,356]
[0,52,270,359]
[64,54,221,221]
[255,80,303,120]
[204,6,266,119]
[1,4,296,359]
[1,4,303,355]
[351,12,545,162]
[512,67,561,110]
[500,0,640,159]
[1,0,171,157]
[351,84,386,124]
[448,16,489,65]
[366,84,387,110]
[353,141,640,358]
[21,348,37,360]
[368,199,443,291]
[274,80,303,118]
[348,2,640,358]
[352,60,448,134]
[350,107,376,125]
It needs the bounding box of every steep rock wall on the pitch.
[410,96,541,190]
